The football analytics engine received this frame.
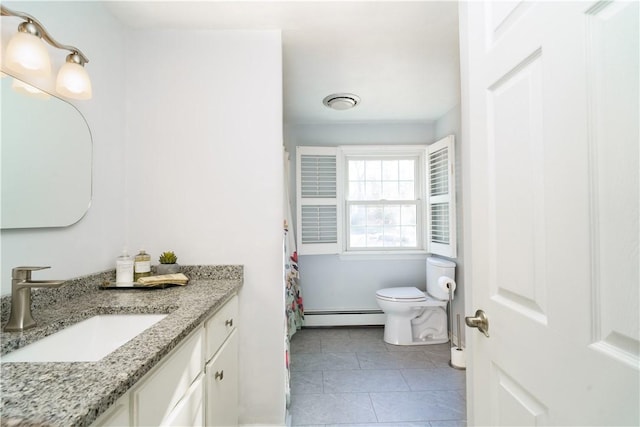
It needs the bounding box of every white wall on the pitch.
[1,1,127,295]
[125,29,285,425]
[299,254,429,311]
[284,121,436,317]
[434,104,466,346]
[2,5,286,423]
[286,121,437,148]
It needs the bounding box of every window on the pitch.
[345,153,422,250]
[296,136,456,258]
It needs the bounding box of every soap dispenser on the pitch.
[134,250,151,282]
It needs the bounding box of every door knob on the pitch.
[465,309,490,337]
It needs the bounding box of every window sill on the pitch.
[338,251,428,261]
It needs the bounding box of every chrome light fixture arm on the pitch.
[1,5,89,65]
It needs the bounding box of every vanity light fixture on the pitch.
[56,52,92,100]
[1,5,92,100]
[323,93,360,110]
[3,20,51,78]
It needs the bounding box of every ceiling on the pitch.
[106,1,461,125]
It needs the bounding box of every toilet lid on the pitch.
[376,287,427,301]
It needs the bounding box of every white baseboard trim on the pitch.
[304,311,386,327]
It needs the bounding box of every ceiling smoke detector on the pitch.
[323,93,360,110]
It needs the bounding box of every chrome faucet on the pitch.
[3,266,65,332]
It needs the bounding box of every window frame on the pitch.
[341,146,427,252]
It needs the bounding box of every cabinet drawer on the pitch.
[205,295,238,361]
[163,375,204,427]
[205,330,238,427]
[133,326,204,426]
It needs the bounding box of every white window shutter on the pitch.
[296,146,340,254]
[426,135,457,258]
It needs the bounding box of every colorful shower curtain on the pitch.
[284,149,303,408]
[284,223,303,338]
[283,148,304,338]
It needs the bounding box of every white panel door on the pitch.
[460,1,639,425]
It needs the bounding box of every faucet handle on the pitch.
[12,266,51,280]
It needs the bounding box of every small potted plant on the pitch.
[156,251,180,275]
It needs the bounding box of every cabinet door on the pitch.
[133,327,204,426]
[205,295,238,362]
[92,394,130,427]
[205,330,238,427]
[163,375,204,427]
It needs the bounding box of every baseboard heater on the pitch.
[304,309,386,327]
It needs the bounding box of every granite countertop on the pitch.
[0,265,243,427]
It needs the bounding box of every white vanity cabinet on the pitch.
[205,295,237,360]
[162,375,205,427]
[205,331,238,426]
[92,393,130,427]
[204,295,239,426]
[132,326,204,426]
[91,294,238,427]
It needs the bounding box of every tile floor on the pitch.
[288,326,467,427]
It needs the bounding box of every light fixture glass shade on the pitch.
[4,31,52,78]
[11,78,50,99]
[56,62,92,100]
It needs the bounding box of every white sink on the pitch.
[1,314,167,363]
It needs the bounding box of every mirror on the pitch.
[1,75,92,229]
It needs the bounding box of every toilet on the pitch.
[376,257,456,345]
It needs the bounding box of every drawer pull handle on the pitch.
[225,319,233,327]
[215,370,224,381]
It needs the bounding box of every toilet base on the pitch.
[383,334,449,346]
[382,306,449,346]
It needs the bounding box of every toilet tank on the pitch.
[426,257,456,300]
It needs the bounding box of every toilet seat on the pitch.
[375,287,427,302]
